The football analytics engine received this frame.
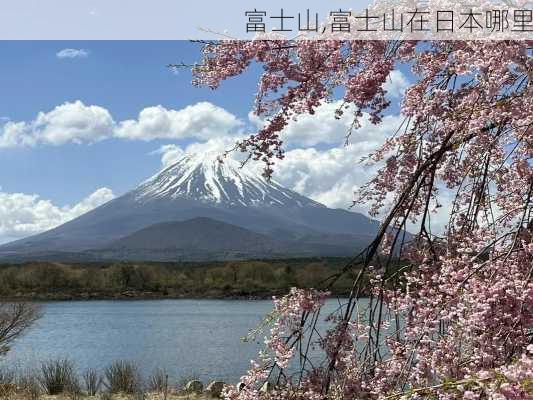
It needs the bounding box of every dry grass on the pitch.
[1,362,219,400]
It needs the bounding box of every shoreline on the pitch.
[0,258,372,302]
[0,291,283,302]
[0,289,353,302]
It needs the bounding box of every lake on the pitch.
[1,298,362,384]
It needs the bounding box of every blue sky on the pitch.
[0,41,414,243]
[0,41,263,203]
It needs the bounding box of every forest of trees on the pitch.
[0,258,369,300]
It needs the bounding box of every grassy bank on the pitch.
[0,258,370,300]
[1,359,225,400]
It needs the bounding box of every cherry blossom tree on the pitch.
[189,39,532,399]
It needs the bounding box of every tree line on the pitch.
[0,258,367,299]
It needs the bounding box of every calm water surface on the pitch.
[2,299,360,384]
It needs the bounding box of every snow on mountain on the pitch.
[134,152,323,208]
[0,151,383,261]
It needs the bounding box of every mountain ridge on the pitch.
[0,153,382,262]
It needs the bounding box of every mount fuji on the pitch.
[0,153,382,262]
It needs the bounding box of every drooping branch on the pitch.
[0,302,41,356]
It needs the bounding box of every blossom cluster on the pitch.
[194,39,533,399]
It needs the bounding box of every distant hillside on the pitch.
[102,217,282,258]
[95,217,371,262]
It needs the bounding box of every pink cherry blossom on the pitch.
[192,38,533,399]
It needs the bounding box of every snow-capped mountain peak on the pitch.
[134,152,322,208]
[0,151,383,261]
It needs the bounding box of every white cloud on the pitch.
[273,143,452,233]
[245,108,404,212]
[0,121,37,148]
[152,144,185,168]
[56,48,90,59]
[268,102,355,147]
[34,101,115,145]
[154,136,247,168]
[66,188,116,218]
[115,102,243,141]
[0,187,115,244]
[383,70,410,99]
[0,97,408,150]
[238,99,415,217]
[273,145,378,212]
[0,101,114,148]
[250,101,405,149]
[0,101,114,147]
[0,101,244,148]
